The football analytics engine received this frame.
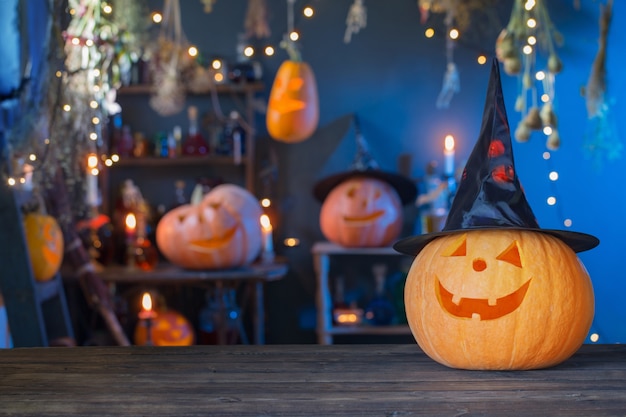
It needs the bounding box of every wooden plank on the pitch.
[1,344,625,416]
[0,183,47,347]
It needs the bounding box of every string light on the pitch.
[264,46,275,56]
[244,46,255,57]
[425,28,435,38]
[477,55,487,65]
[289,31,299,42]
[449,28,459,40]
[303,6,314,18]
[152,12,162,23]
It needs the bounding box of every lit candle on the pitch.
[125,212,137,241]
[138,292,157,320]
[86,153,99,207]
[138,292,157,346]
[260,214,274,262]
[443,134,455,177]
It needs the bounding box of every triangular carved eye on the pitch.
[442,234,466,257]
[496,241,522,268]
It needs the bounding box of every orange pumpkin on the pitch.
[134,309,195,346]
[23,213,64,282]
[320,177,403,247]
[156,184,262,270]
[266,60,319,143]
[404,229,594,370]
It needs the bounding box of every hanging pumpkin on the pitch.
[404,230,594,370]
[319,177,403,248]
[134,309,195,346]
[266,59,319,143]
[156,184,262,270]
[23,213,64,282]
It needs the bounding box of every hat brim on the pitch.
[393,226,600,256]
[313,170,417,205]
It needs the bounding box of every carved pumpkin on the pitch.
[404,229,594,370]
[320,177,403,247]
[23,213,64,282]
[266,60,319,143]
[156,184,262,270]
[134,309,195,346]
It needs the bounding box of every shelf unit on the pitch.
[103,81,265,215]
[311,241,412,345]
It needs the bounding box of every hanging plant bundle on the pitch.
[149,0,191,116]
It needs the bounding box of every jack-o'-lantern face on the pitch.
[23,213,64,282]
[404,229,595,370]
[435,233,530,321]
[319,177,403,248]
[156,184,262,270]
[266,60,319,143]
[134,310,195,346]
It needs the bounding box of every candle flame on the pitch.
[260,214,272,231]
[87,153,98,169]
[444,135,455,151]
[141,292,152,311]
[125,213,137,230]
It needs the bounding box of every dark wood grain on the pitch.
[1,344,625,416]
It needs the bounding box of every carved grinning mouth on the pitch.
[436,278,532,320]
[343,210,384,225]
[189,226,238,252]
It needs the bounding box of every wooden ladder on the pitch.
[0,182,75,347]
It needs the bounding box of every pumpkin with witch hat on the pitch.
[314,116,417,248]
[394,59,599,371]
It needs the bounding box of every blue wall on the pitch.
[6,0,625,343]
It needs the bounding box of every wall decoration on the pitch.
[496,0,563,150]
[245,0,271,39]
[149,0,192,116]
[344,0,367,44]
[266,0,319,143]
[582,0,621,168]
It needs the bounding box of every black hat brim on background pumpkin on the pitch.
[313,169,417,206]
[394,58,599,256]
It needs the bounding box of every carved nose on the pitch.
[473,258,487,272]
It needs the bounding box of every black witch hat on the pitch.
[394,59,599,256]
[313,115,417,205]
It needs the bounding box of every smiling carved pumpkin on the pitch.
[23,213,64,282]
[266,60,319,143]
[404,229,594,370]
[134,309,195,346]
[320,177,403,248]
[156,184,262,270]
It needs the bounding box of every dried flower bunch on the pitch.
[496,0,562,150]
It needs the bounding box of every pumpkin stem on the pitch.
[280,35,302,62]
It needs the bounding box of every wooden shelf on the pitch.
[110,155,247,168]
[312,241,409,345]
[117,82,265,96]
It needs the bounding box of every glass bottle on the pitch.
[171,180,187,210]
[182,106,209,156]
[364,264,395,326]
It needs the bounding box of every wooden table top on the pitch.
[1,344,625,416]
